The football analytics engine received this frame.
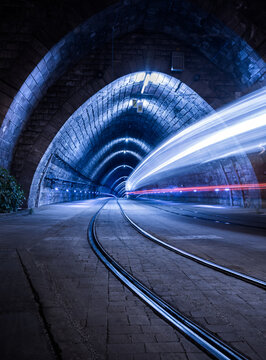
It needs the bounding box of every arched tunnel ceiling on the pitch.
[91,150,142,182]
[102,165,134,188]
[0,0,265,174]
[111,176,128,191]
[28,72,213,202]
[0,1,264,103]
[84,137,151,179]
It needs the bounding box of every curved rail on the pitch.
[88,201,248,360]
[117,200,266,290]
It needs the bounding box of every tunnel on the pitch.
[0,1,265,360]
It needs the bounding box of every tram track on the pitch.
[117,200,266,290]
[88,199,250,360]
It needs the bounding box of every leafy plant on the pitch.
[0,167,25,212]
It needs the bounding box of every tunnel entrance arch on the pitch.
[0,0,265,175]
[28,71,259,208]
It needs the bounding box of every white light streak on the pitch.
[126,87,266,192]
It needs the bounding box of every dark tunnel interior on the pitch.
[0,0,265,206]
[0,2,266,360]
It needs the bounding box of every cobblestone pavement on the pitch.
[0,198,214,360]
[96,200,266,360]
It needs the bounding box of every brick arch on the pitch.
[91,150,142,182]
[110,176,128,191]
[93,151,141,186]
[0,0,265,172]
[28,72,214,206]
[0,0,264,132]
[102,165,134,188]
[113,181,126,195]
[27,71,260,208]
[9,33,249,192]
[82,137,151,178]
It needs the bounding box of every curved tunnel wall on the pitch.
[0,0,265,170]
[0,0,264,208]
[29,72,259,208]
[28,72,214,206]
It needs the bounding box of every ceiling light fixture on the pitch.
[141,73,151,94]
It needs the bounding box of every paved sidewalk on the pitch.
[122,199,266,280]
[97,200,266,360]
[0,198,213,360]
[0,199,107,360]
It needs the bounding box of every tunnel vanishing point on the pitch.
[0,1,266,360]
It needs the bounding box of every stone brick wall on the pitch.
[0,0,118,128]
[27,72,260,208]
[26,72,213,205]
[190,0,266,59]
[1,0,265,171]
[36,154,111,206]
[0,0,264,208]
[134,157,261,208]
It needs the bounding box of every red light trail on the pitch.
[126,183,266,195]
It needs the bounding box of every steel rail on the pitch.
[88,201,248,360]
[117,200,266,290]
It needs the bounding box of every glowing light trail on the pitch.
[126,87,266,192]
[127,183,266,195]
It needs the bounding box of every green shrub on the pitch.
[0,167,25,213]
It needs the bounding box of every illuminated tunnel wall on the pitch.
[0,0,265,208]
[1,0,265,167]
[29,72,259,208]
[30,72,214,206]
